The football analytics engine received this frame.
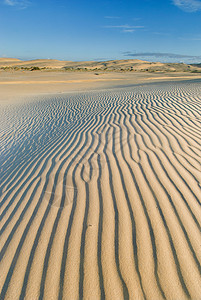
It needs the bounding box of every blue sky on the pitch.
[1,0,201,63]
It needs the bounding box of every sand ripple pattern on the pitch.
[0,82,201,300]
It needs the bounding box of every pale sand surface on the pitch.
[0,77,201,299]
[1,70,201,104]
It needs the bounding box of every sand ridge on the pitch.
[0,81,201,299]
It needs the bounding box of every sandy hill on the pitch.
[0,58,71,69]
[0,58,200,73]
[0,58,21,61]
[0,58,22,64]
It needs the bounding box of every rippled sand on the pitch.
[0,81,201,299]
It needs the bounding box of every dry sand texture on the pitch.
[0,81,201,299]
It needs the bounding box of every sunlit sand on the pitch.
[0,76,201,299]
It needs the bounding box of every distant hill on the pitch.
[0,57,201,73]
[0,58,71,69]
[0,58,21,64]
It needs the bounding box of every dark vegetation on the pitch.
[0,66,46,71]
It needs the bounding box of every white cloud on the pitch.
[173,0,201,12]
[4,0,30,9]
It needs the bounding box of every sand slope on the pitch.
[0,81,201,299]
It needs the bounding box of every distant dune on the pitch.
[0,58,21,62]
[1,57,201,73]
[0,58,71,69]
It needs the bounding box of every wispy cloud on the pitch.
[104,16,120,19]
[132,17,141,21]
[4,0,30,9]
[104,24,144,29]
[103,24,144,33]
[123,52,201,63]
[152,32,170,36]
[122,29,136,33]
[173,0,201,12]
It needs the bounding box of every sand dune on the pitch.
[0,58,71,68]
[1,57,200,72]
[0,81,201,299]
